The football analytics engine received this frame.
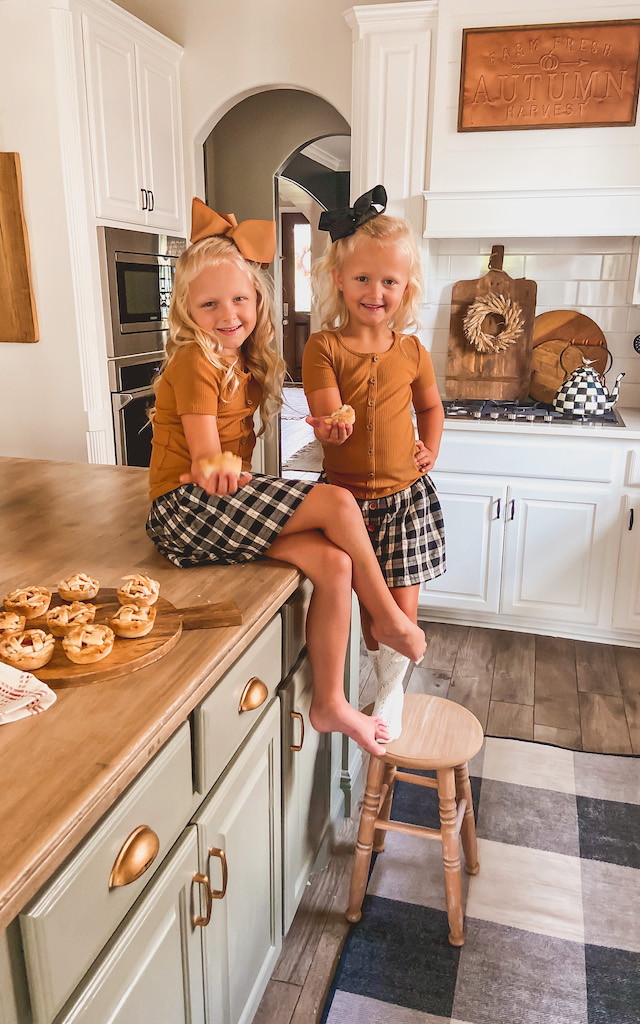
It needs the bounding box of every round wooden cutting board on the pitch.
[23,589,182,687]
[532,310,607,348]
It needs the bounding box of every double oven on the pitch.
[99,227,187,466]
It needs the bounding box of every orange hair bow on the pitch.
[190,197,276,266]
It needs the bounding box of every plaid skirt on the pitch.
[356,476,446,588]
[146,475,314,568]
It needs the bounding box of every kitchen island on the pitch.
[0,456,304,933]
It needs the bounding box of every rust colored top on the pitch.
[302,331,436,499]
[149,343,261,501]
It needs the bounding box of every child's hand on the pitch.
[414,440,436,473]
[306,415,353,445]
[180,462,252,496]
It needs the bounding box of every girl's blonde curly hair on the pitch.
[312,214,423,333]
[155,235,284,436]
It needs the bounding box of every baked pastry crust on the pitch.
[109,603,157,639]
[0,629,55,671]
[3,586,52,619]
[62,623,114,664]
[116,573,160,609]
[46,601,97,638]
[0,612,27,638]
[199,451,243,478]
[325,404,356,426]
[57,572,100,602]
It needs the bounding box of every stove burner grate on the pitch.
[443,399,624,426]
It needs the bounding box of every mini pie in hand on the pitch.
[46,601,97,638]
[199,451,243,478]
[0,612,27,639]
[109,604,157,639]
[0,629,55,671]
[3,586,52,619]
[116,573,160,609]
[324,404,355,426]
[57,572,100,602]
[62,623,114,664]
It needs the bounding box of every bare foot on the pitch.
[371,616,426,663]
[310,701,389,757]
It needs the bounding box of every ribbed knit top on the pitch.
[302,331,436,499]
[149,343,261,502]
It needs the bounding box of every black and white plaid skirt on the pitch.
[146,475,314,568]
[356,476,445,588]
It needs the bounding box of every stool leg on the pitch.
[373,765,396,853]
[437,767,465,946]
[346,756,386,923]
[455,762,479,876]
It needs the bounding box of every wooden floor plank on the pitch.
[533,724,583,750]
[487,699,534,740]
[614,647,640,754]
[251,980,301,1024]
[491,630,535,705]
[534,635,580,731]
[578,692,633,755]
[574,641,621,696]
[447,628,498,730]
[420,620,469,674]
[405,665,451,699]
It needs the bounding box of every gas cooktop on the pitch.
[443,400,625,427]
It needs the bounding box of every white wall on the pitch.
[0,0,88,461]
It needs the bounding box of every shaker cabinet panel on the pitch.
[135,44,183,232]
[612,496,640,631]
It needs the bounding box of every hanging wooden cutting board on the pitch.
[446,246,537,401]
[529,338,610,404]
[532,310,607,348]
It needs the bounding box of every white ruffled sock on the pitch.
[370,643,408,742]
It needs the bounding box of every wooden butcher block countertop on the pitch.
[0,458,302,930]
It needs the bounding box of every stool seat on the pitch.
[372,693,484,770]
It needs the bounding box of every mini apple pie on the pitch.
[0,629,55,671]
[62,623,114,665]
[3,586,52,619]
[108,604,157,639]
[0,612,27,638]
[324,404,356,426]
[116,573,160,609]
[57,572,100,602]
[46,601,97,638]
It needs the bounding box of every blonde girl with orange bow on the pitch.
[303,186,446,741]
[147,198,426,757]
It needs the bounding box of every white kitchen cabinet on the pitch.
[612,496,640,632]
[194,701,282,1024]
[82,14,184,231]
[54,827,205,1024]
[279,653,331,933]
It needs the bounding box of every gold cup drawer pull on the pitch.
[290,710,305,752]
[109,825,160,889]
[192,872,213,927]
[208,847,228,899]
[239,676,268,713]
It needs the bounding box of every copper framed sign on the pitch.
[458,20,640,131]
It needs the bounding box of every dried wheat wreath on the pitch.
[463,294,524,354]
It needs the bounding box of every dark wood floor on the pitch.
[252,623,639,1024]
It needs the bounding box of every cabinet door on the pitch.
[136,43,184,232]
[501,481,610,625]
[82,16,146,224]
[55,828,205,1024]
[420,475,506,614]
[612,496,640,631]
[194,701,282,1024]
[280,654,331,933]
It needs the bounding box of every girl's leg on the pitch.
[275,485,426,663]
[265,530,390,757]
[361,583,421,650]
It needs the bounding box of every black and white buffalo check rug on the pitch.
[320,738,640,1024]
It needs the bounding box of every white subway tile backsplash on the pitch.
[608,358,640,384]
[420,304,451,330]
[606,332,635,357]
[525,254,603,280]
[535,280,578,306]
[577,307,628,333]
[619,382,640,410]
[448,254,488,279]
[601,254,632,281]
[577,280,630,306]
[553,237,634,254]
[627,307,640,332]
[436,255,450,279]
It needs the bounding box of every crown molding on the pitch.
[50,0,183,60]
[423,186,640,202]
[344,1,438,33]
[301,142,350,173]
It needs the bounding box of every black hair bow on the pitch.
[318,185,387,242]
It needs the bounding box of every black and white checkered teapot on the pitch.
[553,346,624,417]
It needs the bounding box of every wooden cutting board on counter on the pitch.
[22,589,243,687]
[529,311,609,403]
[446,245,537,401]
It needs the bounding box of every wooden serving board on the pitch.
[0,153,38,343]
[21,589,242,687]
[532,310,606,348]
[529,338,610,404]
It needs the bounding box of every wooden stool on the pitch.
[346,694,484,946]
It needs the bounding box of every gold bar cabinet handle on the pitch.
[208,847,228,899]
[290,710,305,752]
[192,872,213,927]
[239,676,268,712]
[109,825,160,888]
